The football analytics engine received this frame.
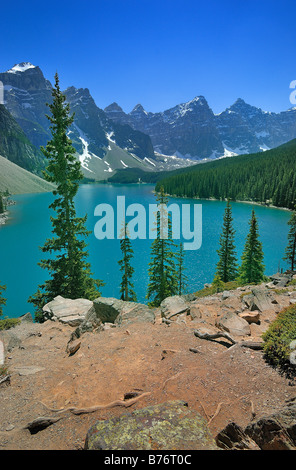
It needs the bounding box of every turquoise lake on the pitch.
[0,183,291,319]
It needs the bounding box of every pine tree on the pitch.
[146,186,178,306]
[283,206,296,271]
[176,242,188,295]
[0,194,4,215]
[215,200,238,282]
[29,73,103,322]
[212,273,224,293]
[118,223,137,301]
[239,209,265,284]
[0,283,6,317]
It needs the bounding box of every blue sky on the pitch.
[1,0,295,114]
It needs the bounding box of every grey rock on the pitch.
[43,295,94,326]
[216,311,251,336]
[160,296,190,320]
[19,312,34,323]
[13,366,45,376]
[243,287,275,312]
[0,339,4,367]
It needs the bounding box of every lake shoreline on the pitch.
[160,191,292,212]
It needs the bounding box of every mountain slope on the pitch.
[0,104,45,174]
[0,63,168,180]
[0,154,54,194]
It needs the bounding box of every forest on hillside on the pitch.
[155,139,296,210]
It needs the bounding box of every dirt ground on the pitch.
[0,306,295,451]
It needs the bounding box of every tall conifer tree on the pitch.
[0,283,6,317]
[29,73,103,321]
[239,209,265,284]
[146,186,178,306]
[176,242,188,295]
[118,223,137,301]
[215,200,238,283]
[283,206,296,271]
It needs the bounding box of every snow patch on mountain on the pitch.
[7,63,36,74]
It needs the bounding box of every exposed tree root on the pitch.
[193,329,263,350]
[40,391,151,415]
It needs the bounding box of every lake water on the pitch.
[0,183,291,319]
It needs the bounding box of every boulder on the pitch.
[245,400,296,450]
[270,272,292,287]
[84,400,218,450]
[160,296,190,320]
[115,303,155,326]
[243,287,275,312]
[215,422,260,450]
[42,296,94,326]
[93,297,129,323]
[93,297,155,326]
[239,311,260,324]
[189,302,202,320]
[216,311,251,336]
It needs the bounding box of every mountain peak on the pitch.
[104,102,124,113]
[130,104,147,115]
[7,62,37,74]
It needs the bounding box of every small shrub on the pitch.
[262,304,296,369]
[0,317,20,331]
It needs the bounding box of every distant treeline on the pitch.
[152,139,296,210]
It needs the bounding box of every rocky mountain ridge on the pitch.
[0,63,195,180]
[105,96,296,159]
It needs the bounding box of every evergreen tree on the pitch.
[283,206,296,271]
[176,242,188,295]
[29,73,103,322]
[0,194,4,215]
[215,200,238,282]
[239,209,265,284]
[0,283,6,317]
[118,223,137,301]
[146,186,178,306]
[212,273,224,293]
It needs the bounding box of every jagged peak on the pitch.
[6,62,37,74]
[130,103,147,115]
[104,102,124,113]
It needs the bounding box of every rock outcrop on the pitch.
[84,400,219,450]
[216,399,296,450]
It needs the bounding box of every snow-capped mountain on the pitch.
[105,96,296,160]
[105,96,224,159]
[1,63,194,179]
[2,62,296,179]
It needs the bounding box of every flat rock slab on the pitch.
[0,340,4,366]
[84,400,218,450]
[13,366,45,376]
[43,296,94,326]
